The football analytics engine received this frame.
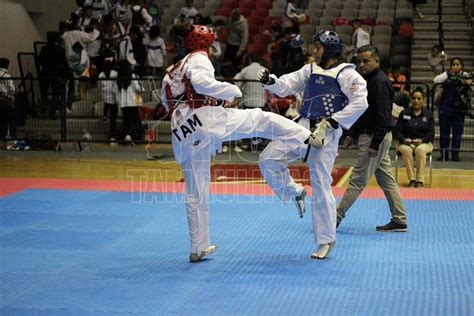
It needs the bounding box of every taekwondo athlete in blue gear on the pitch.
[257,30,369,259]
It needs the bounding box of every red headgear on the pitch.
[184,25,214,51]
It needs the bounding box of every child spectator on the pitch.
[427,45,447,75]
[145,25,166,77]
[115,60,144,143]
[98,57,118,143]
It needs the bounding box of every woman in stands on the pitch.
[433,57,472,161]
[394,88,434,187]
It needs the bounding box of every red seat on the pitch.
[248,24,259,35]
[220,0,238,9]
[247,16,265,26]
[239,0,255,9]
[215,8,233,17]
[252,8,269,17]
[255,1,273,9]
[247,43,267,55]
[239,7,252,17]
[253,34,273,46]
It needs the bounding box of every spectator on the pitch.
[283,0,306,32]
[433,57,472,161]
[129,0,153,33]
[91,0,111,20]
[210,19,225,76]
[61,21,100,58]
[38,31,70,119]
[174,0,199,25]
[337,45,407,232]
[115,60,144,143]
[348,19,370,58]
[118,32,137,66]
[85,19,102,80]
[387,66,407,93]
[80,5,94,28]
[146,0,162,26]
[68,41,90,101]
[223,8,248,68]
[266,22,287,77]
[98,57,119,143]
[145,25,166,77]
[0,58,15,138]
[130,25,147,76]
[394,88,434,187]
[285,22,305,73]
[233,53,269,152]
[427,45,447,75]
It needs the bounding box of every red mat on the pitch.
[1,177,473,200]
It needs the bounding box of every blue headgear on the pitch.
[313,30,343,65]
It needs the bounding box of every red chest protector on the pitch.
[165,52,217,112]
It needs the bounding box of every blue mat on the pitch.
[0,189,473,315]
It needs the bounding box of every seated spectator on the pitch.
[427,45,447,75]
[174,0,199,25]
[234,53,268,110]
[388,66,408,93]
[394,88,434,188]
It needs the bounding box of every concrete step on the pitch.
[415,34,471,41]
[414,24,472,31]
[415,6,466,14]
[412,43,472,51]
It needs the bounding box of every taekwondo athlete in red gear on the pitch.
[161,25,325,262]
[257,30,369,259]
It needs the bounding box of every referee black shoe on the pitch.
[376,220,407,232]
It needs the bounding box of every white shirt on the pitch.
[146,36,166,67]
[352,28,371,53]
[115,74,144,108]
[0,68,15,98]
[62,29,100,58]
[98,70,118,104]
[118,36,136,66]
[234,62,268,108]
[264,63,368,129]
[161,51,242,112]
[174,6,199,24]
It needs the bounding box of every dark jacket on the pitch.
[349,68,394,150]
[394,107,435,144]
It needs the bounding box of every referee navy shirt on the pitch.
[394,107,435,144]
[350,68,394,151]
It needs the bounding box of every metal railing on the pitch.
[1,77,473,152]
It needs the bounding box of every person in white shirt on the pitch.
[283,0,306,31]
[161,25,324,262]
[234,53,268,109]
[427,45,447,75]
[174,0,199,25]
[98,57,119,141]
[257,30,369,259]
[91,0,110,20]
[0,58,16,138]
[145,25,166,77]
[115,60,144,142]
[61,25,100,59]
[349,19,371,58]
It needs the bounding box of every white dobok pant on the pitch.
[175,106,310,253]
[259,117,343,245]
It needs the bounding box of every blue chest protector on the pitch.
[300,63,354,120]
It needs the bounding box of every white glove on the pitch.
[257,69,275,85]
